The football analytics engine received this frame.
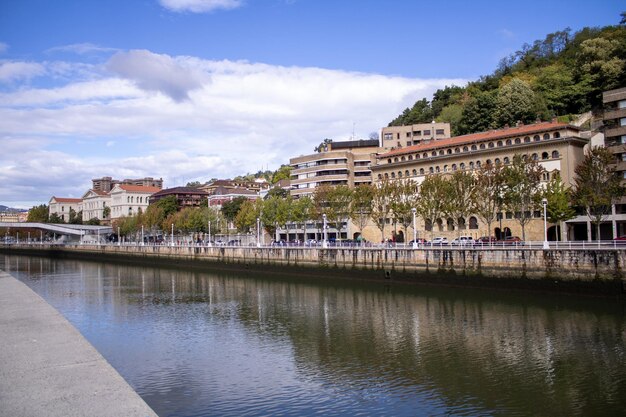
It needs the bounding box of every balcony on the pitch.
[605,126,626,139]
[604,107,626,121]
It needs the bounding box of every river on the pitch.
[2,254,625,416]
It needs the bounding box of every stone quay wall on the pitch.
[2,244,626,295]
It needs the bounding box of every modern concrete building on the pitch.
[372,120,589,242]
[289,139,380,198]
[109,184,161,220]
[81,190,110,224]
[91,176,163,193]
[381,122,451,150]
[48,197,83,223]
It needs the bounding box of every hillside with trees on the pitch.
[389,15,626,136]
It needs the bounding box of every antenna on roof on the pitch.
[352,122,356,141]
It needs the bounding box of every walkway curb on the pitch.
[0,269,157,417]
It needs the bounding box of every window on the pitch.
[480,143,486,150]
[542,152,549,160]
[469,217,478,229]
[408,155,413,160]
[425,219,432,231]
[497,141,503,147]
[463,146,469,152]
[412,169,417,175]
[394,157,399,162]
[423,152,428,158]
[436,129,445,135]
[488,142,494,148]
[458,217,466,230]
[432,151,437,157]
[515,138,521,144]
[435,166,440,173]
[401,156,406,161]
[447,149,452,155]
[486,159,492,165]
[384,133,393,141]
[406,132,411,138]
[406,141,411,146]
[424,129,431,136]
[476,161,481,168]
[391,172,396,178]
[554,132,560,138]
[455,147,460,153]
[439,150,444,156]
[543,133,550,140]
[494,158,501,165]
[384,173,389,179]
[534,135,540,141]
[443,165,448,172]
[452,164,457,171]
[447,218,455,231]
[506,139,512,145]
[398,171,402,178]
[524,136,531,143]
[413,130,421,136]
[471,145,477,151]
[504,157,510,164]
[420,168,425,175]
[469,162,475,169]
[552,150,559,159]
[405,170,410,177]
[429,167,434,173]
[460,162,465,170]
[378,174,382,180]
[531,153,538,161]
[387,158,392,163]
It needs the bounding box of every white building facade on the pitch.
[48,197,83,222]
[109,184,160,220]
[82,190,111,224]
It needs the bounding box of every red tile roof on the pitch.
[51,197,82,203]
[381,121,578,157]
[117,185,161,193]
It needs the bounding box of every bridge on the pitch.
[0,222,113,242]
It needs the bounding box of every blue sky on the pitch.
[0,0,624,208]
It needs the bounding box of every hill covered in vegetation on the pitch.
[389,15,626,136]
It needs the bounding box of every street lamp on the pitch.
[208,220,212,247]
[141,225,144,246]
[171,223,174,246]
[256,217,261,247]
[322,214,328,248]
[117,227,120,246]
[542,198,549,249]
[412,208,418,249]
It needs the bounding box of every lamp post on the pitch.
[40,230,43,246]
[256,217,261,247]
[208,220,212,247]
[171,223,174,246]
[412,208,418,249]
[322,214,328,248]
[542,198,549,249]
[141,225,144,246]
[28,232,30,245]
[97,228,100,246]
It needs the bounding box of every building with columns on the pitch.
[109,184,161,220]
[81,190,110,224]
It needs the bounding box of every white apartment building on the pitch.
[110,184,160,220]
[82,189,111,223]
[48,197,83,222]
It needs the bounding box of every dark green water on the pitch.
[2,254,625,416]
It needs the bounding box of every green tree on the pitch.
[265,187,289,199]
[417,174,448,240]
[370,180,393,242]
[235,199,261,233]
[221,196,248,223]
[494,78,543,127]
[443,170,477,236]
[85,217,100,225]
[313,185,352,240]
[543,175,576,241]
[68,208,83,224]
[389,98,433,126]
[27,204,49,222]
[457,90,496,135]
[474,162,505,239]
[349,184,374,241]
[185,181,203,188]
[389,180,419,243]
[155,195,178,218]
[102,206,111,219]
[501,155,545,241]
[48,213,64,224]
[270,165,293,184]
[576,36,626,106]
[573,146,623,241]
[314,138,333,153]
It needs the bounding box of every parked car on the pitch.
[431,237,448,245]
[498,236,524,245]
[477,236,497,243]
[409,238,429,246]
[451,236,475,246]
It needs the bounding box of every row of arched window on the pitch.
[386,132,561,164]
[379,150,561,180]
[126,196,146,203]
[425,217,479,231]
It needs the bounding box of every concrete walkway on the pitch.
[0,270,157,417]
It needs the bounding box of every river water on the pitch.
[2,255,625,416]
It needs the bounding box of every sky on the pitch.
[0,0,624,209]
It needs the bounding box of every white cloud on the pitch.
[46,43,119,55]
[0,50,467,206]
[0,60,46,83]
[159,0,243,13]
[106,50,205,101]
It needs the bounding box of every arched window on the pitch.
[401,156,406,161]
[412,169,417,176]
[443,165,448,172]
[408,155,413,160]
[524,136,531,143]
[447,149,452,155]
[391,172,396,178]
[458,217,466,230]
[503,156,510,164]
[429,167,434,174]
[455,147,460,153]
[515,138,521,144]
[542,152,549,160]
[486,159,492,166]
[506,139,512,145]
[552,169,560,179]
[425,219,432,231]
[488,142,494,148]
[460,162,465,170]
[405,170,410,177]
[394,157,399,162]
[497,141,503,147]
[398,171,402,178]
[378,174,382,180]
[439,150,445,156]
[534,135,540,141]
[447,218,455,231]
[522,154,528,161]
[552,150,560,159]
[463,146,469,152]
[471,145,477,151]
[415,154,420,159]
[543,133,550,140]
[435,166,440,173]
[554,132,560,138]
[494,158,501,165]
[423,153,428,158]
[436,218,444,232]
[469,161,475,170]
[431,151,437,157]
[384,173,389,179]
[531,153,538,161]
[452,164,457,171]
[420,168,425,175]
[469,217,479,229]
[480,143,486,150]
[476,161,481,168]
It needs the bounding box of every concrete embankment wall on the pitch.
[0,269,157,417]
[3,244,626,296]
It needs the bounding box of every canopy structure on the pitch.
[0,222,113,242]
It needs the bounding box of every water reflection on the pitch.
[2,255,625,417]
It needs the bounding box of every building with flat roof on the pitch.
[381,122,451,150]
[149,187,209,208]
[289,139,380,198]
[603,87,626,189]
[92,176,163,192]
